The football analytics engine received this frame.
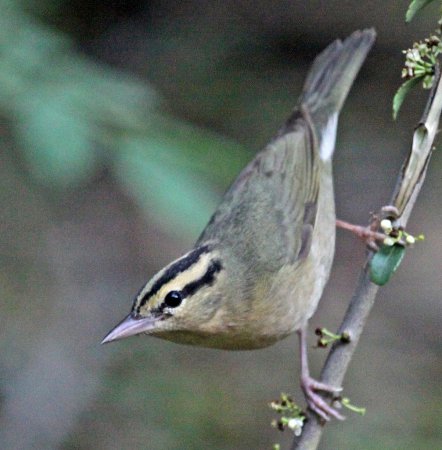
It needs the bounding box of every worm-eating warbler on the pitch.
[103,29,375,421]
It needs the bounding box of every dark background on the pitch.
[0,1,441,449]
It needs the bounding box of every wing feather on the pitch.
[197,108,319,271]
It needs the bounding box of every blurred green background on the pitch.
[0,1,441,449]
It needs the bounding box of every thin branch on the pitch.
[292,68,442,450]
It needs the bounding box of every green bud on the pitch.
[405,235,416,244]
[383,237,395,246]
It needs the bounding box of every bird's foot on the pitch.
[337,206,400,251]
[300,375,345,421]
[336,219,386,251]
[378,205,400,219]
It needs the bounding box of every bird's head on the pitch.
[102,244,226,344]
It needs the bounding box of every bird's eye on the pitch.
[164,291,183,308]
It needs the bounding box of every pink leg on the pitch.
[336,206,399,250]
[297,327,345,421]
[336,219,386,251]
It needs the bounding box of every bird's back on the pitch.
[194,30,375,344]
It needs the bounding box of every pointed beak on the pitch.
[101,313,157,344]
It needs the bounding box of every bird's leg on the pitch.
[336,205,401,251]
[336,219,386,251]
[297,327,345,421]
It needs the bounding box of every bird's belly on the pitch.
[152,327,283,350]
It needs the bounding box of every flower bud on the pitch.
[383,237,395,247]
[380,219,393,233]
[406,235,415,245]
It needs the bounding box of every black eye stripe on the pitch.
[136,245,212,312]
[181,260,223,298]
[148,260,223,316]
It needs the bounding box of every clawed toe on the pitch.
[301,376,345,421]
[380,205,399,218]
[336,219,387,251]
[297,328,346,422]
[306,378,342,393]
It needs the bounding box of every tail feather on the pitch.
[299,29,376,129]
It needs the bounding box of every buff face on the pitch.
[102,245,226,344]
[133,244,222,317]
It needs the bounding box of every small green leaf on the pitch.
[405,0,435,22]
[369,244,406,286]
[393,77,422,120]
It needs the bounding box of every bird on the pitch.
[102,29,376,421]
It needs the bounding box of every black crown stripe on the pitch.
[136,244,212,312]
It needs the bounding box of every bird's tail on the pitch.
[299,29,376,156]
